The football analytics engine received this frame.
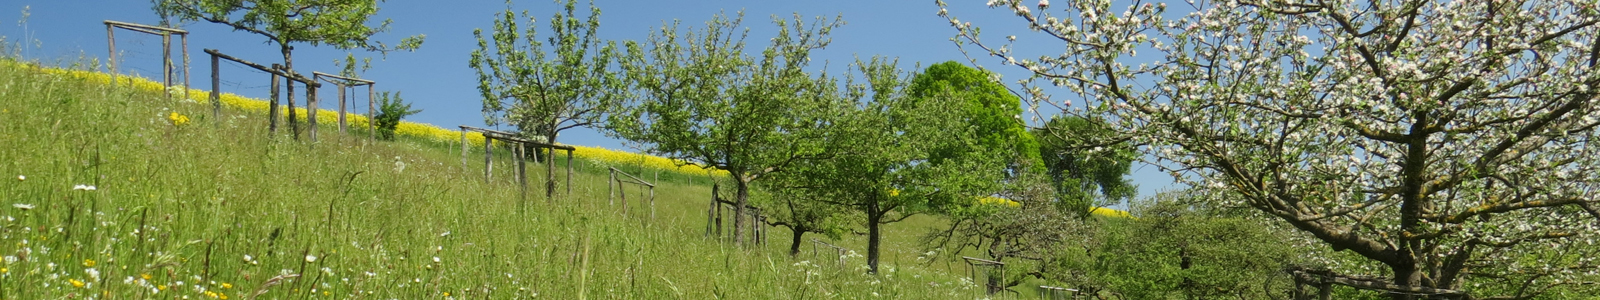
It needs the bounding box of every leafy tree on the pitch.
[793,56,1010,273]
[470,0,623,198]
[907,61,1042,175]
[748,185,856,256]
[1034,116,1135,218]
[611,12,845,247]
[372,91,419,140]
[154,0,424,134]
[944,0,1600,297]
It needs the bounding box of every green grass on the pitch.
[0,59,1016,299]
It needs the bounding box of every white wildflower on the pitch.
[72,184,96,191]
[12,204,33,210]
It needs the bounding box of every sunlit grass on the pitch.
[0,58,1001,298]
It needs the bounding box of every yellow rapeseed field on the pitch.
[31,62,725,176]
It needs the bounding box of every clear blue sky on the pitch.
[2,0,1176,200]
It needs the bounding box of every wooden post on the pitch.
[367,84,375,141]
[338,83,347,133]
[269,65,281,134]
[650,172,657,219]
[284,65,298,140]
[706,194,716,236]
[621,176,629,216]
[106,24,116,88]
[210,53,220,118]
[572,149,579,194]
[714,184,723,237]
[484,137,493,182]
[517,143,527,202]
[182,33,190,101]
[608,169,615,206]
[460,129,468,171]
[162,32,172,98]
[308,81,319,142]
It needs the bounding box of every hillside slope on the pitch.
[0,60,1010,299]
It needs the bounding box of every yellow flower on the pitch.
[221,282,232,289]
[82,259,95,267]
[168,112,190,126]
[158,285,167,291]
[443,292,451,296]
[69,278,85,288]
[205,291,219,298]
[141,273,152,280]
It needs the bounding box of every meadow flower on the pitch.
[83,259,95,267]
[167,112,190,126]
[14,175,21,181]
[12,204,33,210]
[69,278,85,288]
[305,255,317,263]
[72,184,96,191]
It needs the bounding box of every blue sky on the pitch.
[2,0,1176,199]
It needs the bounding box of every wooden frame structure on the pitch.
[809,238,850,267]
[313,72,376,140]
[608,167,656,219]
[105,20,189,100]
[205,49,321,140]
[458,126,575,201]
[1288,266,1466,300]
[704,183,767,245]
[962,256,1008,295]
[1038,285,1083,300]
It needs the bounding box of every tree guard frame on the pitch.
[962,256,1008,295]
[205,49,320,140]
[1288,266,1466,300]
[810,238,851,267]
[458,125,576,202]
[608,167,656,219]
[705,183,767,245]
[105,20,189,100]
[312,71,376,140]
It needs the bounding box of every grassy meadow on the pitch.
[0,58,1027,299]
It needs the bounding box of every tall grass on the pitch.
[0,59,1000,299]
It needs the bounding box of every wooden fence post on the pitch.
[308,81,318,142]
[209,53,219,118]
[106,23,116,88]
[181,33,190,101]
[516,143,527,202]
[714,184,722,238]
[367,85,375,141]
[460,129,468,172]
[572,149,579,194]
[269,65,281,134]
[337,83,347,133]
[484,137,493,182]
[706,189,716,236]
[162,32,172,98]
[608,169,615,206]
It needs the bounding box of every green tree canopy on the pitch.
[470,0,623,198]
[1034,116,1135,218]
[610,12,846,247]
[906,61,1041,174]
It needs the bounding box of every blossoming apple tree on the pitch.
[941,0,1600,297]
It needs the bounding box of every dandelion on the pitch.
[72,184,96,191]
[12,204,33,210]
[168,112,190,126]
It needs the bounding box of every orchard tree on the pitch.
[908,61,1043,176]
[471,0,623,198]
[610,12,845,247]
[1035,116,1136,218]
[942,0,1600,297]
[748,184,856,256]
[796,57,1010,273]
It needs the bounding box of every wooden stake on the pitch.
[337,83,347,133]
[209,53,219,118]
[162,33,172,98]
[106,24,116,88]
[484,137,493,182]
[368,84,375,141]
[182,33,190,101]
[269,65,281,134]
[460,129,468,171]
[308,81,318,142]
[566,149,574,195]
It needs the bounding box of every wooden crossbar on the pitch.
[105,20,187,34]
[205,49,315,85]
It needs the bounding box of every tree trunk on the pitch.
[1390,261,1422,300]
[789,228,805,257]
[280,44,297,140]
[866,202,882,274]
[732,177,749,247]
